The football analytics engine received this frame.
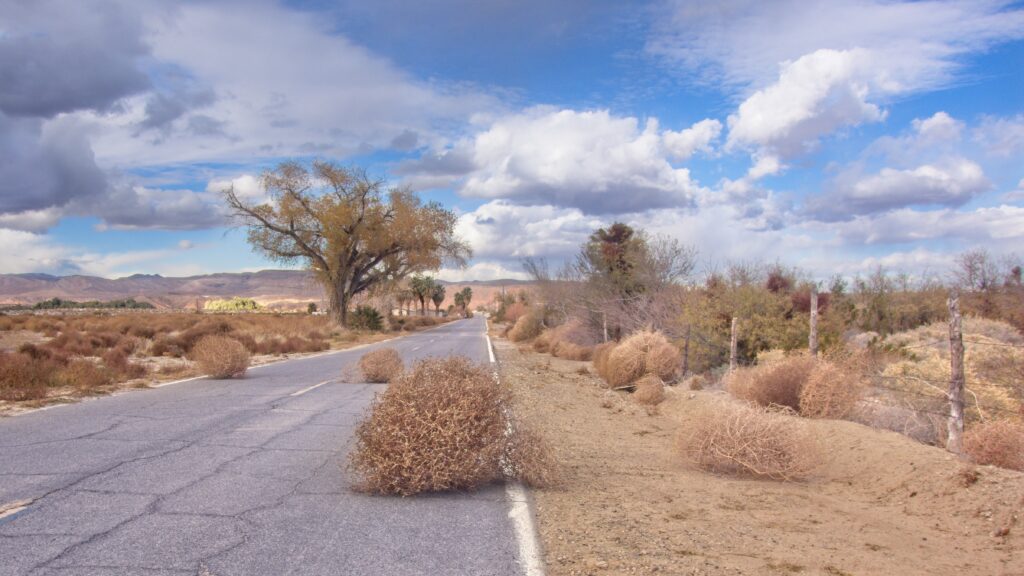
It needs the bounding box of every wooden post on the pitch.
[602,312,609,343]
[809,287,819,358]
[682,324,691,377]
[729,317,738,371]
[947,291,965,455]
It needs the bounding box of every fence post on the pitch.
[729,317,738,371]
[602,312,609,343]
[682,324,691,377]
[947,291,965,455]
[809,287,819,357]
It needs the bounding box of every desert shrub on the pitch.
[546,319,599,361]
[350,305,384,331]
[851,402,947,445]
[592,341,615,382]
[964,420,1024,471]
[0,352,57,401]
[358,348,404,383]
[509,311,543,342]
[799,361,865,419]
[503,302,529,323]
[633,374,666,405]
[150,335,185,358]
[726,355,815,411]
[677,400,821,481]
[603,330,680,387]
[190,335,250,378]
[532,331,552,353]
[350,357,508,495]
[105,349,148,379]
[57,360,113,391]
[503,426,560,488]
[551,341,593,361]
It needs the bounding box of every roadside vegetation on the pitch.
[491,222,1024,476]
[0,309,451,410]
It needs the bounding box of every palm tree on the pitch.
[409,275,435,316]
[459,287,473,316]
[431,284,446,316]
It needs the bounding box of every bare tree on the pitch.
[223,161,468,326]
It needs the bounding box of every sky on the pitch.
[1,0,1023,282]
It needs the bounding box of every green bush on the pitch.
[350,305,384,331]
[204,297,261,311]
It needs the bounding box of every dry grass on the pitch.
[603,330,681,387]
[677,400,821,481]
[358,348,404,383]
[57,359,113,392]
[726,355,816,411]
[509,312,543,342]
[633,374,666,406]
[349,357,508,495]
[190,334,251,378]
[799,361,867,419]
[0,352,55,401]
[964,419,1024,471]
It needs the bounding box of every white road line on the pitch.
[485,321,545,576]
[289,379,333,397]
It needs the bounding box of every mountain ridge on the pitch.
[0,270,532,309]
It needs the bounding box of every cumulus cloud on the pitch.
[726,49,886,157]
[403,108,712,214]
[662,118,721,160]
[456,201,603,260]
[649,0,1024,92]
[808,159,990,221]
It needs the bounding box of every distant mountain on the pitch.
[0,270,532,310]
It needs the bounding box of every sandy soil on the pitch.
[494,336,1024,576]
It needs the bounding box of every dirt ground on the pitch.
[494,337,1024,576]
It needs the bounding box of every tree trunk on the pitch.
[330,285,349,327]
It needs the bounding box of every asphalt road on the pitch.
[0,316,524,576]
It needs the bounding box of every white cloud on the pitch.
[0,229,76,274]
[662,118,721,160]
[973,114,1024,157]
[404,108,710,213]
[808,159,989,220]
[1002,179,1024,203]
[206,174,266,203]
[83,1,499,168]
[436,261,529,282]
[725,48,886,157]
[832,205,1024,244]
[456,200,603,261]
[650,0,1024,93]
[0,207,64,232]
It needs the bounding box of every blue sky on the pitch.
[1,0,1023,281]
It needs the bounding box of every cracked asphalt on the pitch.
[0,317,524,576]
